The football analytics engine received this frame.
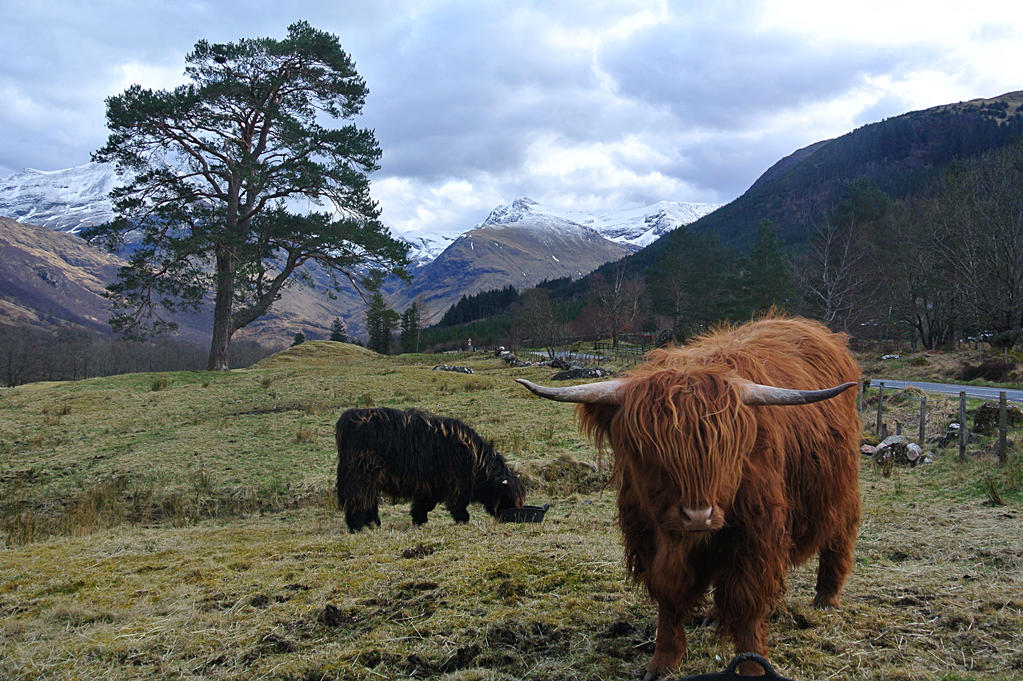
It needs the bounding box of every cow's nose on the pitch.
[680,506,715,531]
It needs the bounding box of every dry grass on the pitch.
[855,347,1022,386]
[250,340,380,369]
[1,343,1021,680]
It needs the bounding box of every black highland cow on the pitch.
[335,407,526,531]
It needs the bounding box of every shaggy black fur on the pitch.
[335,407,526,531]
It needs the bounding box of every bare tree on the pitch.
[798,212,874,332]
[514,288,565,357]
[933,151,1023,347]
[0,326,40,386]
[872,195,959,348]
[594,265,643,349]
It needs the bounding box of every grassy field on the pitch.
[1,341,1021,680]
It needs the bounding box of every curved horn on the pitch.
[515,377,629,405]
[739,380,858,406]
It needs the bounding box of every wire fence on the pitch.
[859,379,1020,466]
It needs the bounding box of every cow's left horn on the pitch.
[739,380,858,406]
[516,378,628,405]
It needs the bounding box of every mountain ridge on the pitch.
[387,219,633,324]
[676,90,1023,250]
[0,161,719,339]
[0,162,720,266]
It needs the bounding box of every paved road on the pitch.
[869,378,1023,403]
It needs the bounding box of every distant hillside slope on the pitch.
[598,89,1023,291]
[388,212,632,324]
[0,212,629,344]
[0,163,717,332]
[0,217,366,348]
[0,216,129,335]
[680,90,1023,250]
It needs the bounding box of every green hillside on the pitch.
[681,90,1023,250]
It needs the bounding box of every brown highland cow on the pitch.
[517,316,861,679]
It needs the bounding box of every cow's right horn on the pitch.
[739,380,858,406]
[516,378,628,405]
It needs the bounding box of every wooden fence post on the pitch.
[918,395,927,446]
[876,382,885,435]
[998,391,1008,467]
[959,391,967,461]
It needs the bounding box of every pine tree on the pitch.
[330,317,348,343]
[737,220,795,316]
[86,22,408,370]
[645,229,731,340]
[399,302,422,354]
[364,273,397,354]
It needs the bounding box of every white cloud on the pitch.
[520,134,695,210]
[3,1,1023,233]
[111,61,190,94]
[754,1,1023,45]
[372,175,504,235]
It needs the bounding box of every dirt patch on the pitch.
[595,618,654,660]
[484,619,570,656]
[317,603,365,629]
[402,544,436,559]
[244,632,296,661]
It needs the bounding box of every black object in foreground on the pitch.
[497,504,550,523]
[673,653,795,681]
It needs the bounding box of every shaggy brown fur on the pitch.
[335,407,526,531]
[577,316,862,678]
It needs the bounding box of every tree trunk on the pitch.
[207,250,236,371]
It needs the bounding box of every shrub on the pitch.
[41,402,72,416]
[960,359,1015,382]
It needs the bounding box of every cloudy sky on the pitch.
[3,1,1023,235]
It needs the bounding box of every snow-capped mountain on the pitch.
[0,162,117,234]
[0,161,720,264]
[476,196,721,249]
[386,196,722,320]
[0,162,463,267]
[397,229,460,268]
[388,202,635,323]
[569,200,722,248]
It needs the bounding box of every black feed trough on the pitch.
[672,653,794,681]
[498,503,550,523]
